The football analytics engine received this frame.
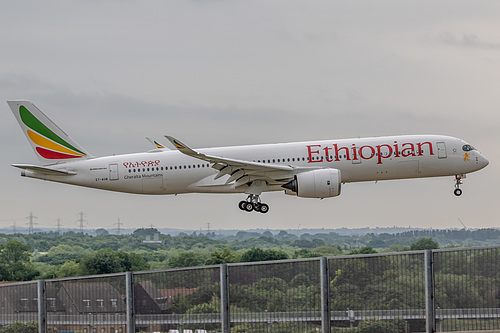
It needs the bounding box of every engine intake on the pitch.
[282,168,341,198]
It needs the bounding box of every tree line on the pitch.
[0,226,495,282]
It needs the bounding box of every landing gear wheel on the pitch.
[454,174,465,197]
[238,193,270,213]
[259,203,269,214]
[244,202,254,212]
[238,201,248,211]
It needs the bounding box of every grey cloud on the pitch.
[438,32,500,50]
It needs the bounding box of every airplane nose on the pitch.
[479,154,489,168]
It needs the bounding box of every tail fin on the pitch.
[7,100,93,165]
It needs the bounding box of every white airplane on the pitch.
[8,100,489,214]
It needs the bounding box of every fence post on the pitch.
[425,250,435,333]
[220,264,230,333]
[37,280,46,333]
[320,257,331,333]
[126,272,135,333]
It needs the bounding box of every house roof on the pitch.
[57,281,126,313]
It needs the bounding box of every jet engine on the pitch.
[282,168,341,198]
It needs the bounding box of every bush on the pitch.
[240,248,288,262]
[1,321,38,333]
[410,238,439,250]
[355,318,405,333]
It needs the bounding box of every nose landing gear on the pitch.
[454,174,465,196]
[238,194,269,214]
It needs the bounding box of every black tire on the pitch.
[253,202,261,212]
[238,201,248,210]
[259,203,269,214]
[244,202,254,212]
[454,188,463,196]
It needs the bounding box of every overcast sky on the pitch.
[0,0,498,233]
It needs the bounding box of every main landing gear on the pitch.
[238,194,269,214]
[454,174,465,196]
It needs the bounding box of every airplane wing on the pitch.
[165,136,294,188]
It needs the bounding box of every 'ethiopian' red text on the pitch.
[307,141,434,165]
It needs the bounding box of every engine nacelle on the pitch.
[282,168,341,198]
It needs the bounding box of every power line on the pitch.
[56,218,63,235]
[114,218,123,235]
[77,212,87,233]
[26,212,38,234]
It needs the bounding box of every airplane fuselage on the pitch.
[21,134,488,196]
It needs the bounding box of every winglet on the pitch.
[165,136,200,157]
[146,137,169,150]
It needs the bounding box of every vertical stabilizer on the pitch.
[7,100,93,165]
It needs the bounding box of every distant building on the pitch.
[143,233,163,244]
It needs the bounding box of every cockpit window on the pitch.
[462,144,475,152]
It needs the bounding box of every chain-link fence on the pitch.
[328,251,427,332]
[433,247,500,332]
[1,246,499,333]
[228,258,321,333]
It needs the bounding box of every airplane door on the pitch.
[352,146,361,164]
[109,164,119,180]
[437,142,447,159]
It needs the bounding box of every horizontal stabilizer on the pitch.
[12,164,76,175]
